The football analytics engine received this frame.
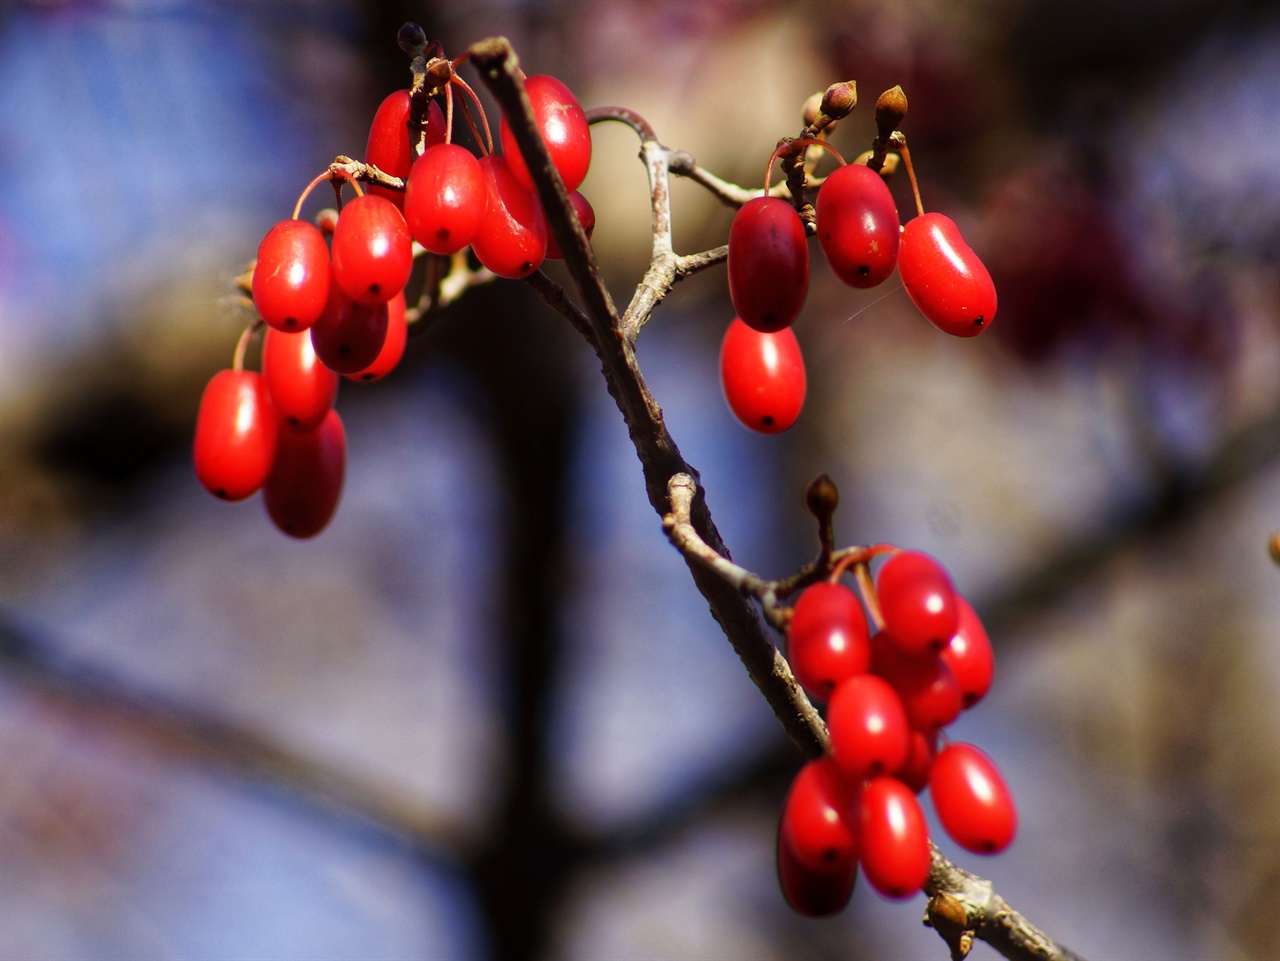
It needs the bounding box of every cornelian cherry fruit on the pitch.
[816,163,900,289]
[193,369,279,502]
[780,756,859,870]
[875,550,959,657]
[500,74,592,193]
[310,276,390,375]
[346,290,407,383]
[898,212,997,336]
[941,596,995,709]
[776,818,857,918]
[470,154,547,279]
[251,219,331,332]
[930,742,1017,854]
[545,190,596,259]
[263,408,346,539]
[262,326,339,432]
[718,317,806,434]
[826,673,910,780]
[365,89,445,210]
[728,196,809,333]
[786,581,870,700]
[330,193,413,305]
[858,776,931,899]
[870,634,962,734]
[404,143,489,255]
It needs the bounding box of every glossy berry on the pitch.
[365,90,446,210]
[346,290,407,383]
[470,154,547,279]
[500,74,592,193]
[898,212,997,336]
[193,369,279,502]
[826,673,910,780]
[816,163,900,289]
[858,776,932,899]
[898,730,938,795]
[263,409,346,539]
[330,194,413,305]
[786,581,870,700]
[776,819,857,918]
[930,742,1017,854]
[875,550,960,657]
[779,756,859,871]
[941,596,995,709]
[727,197,809,332]
[251,219,331,332]
[310,277,389,375]
[719,317,806,434]
[871,635,962,734]
[404,143,489,255]
[545,190,596,259]
[262,326,339,431]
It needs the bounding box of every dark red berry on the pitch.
[404,143,489,255]
[251,219,331,332]
[875,550,959,657]
[500,74,592,193]
[263,409,346,539]
[346,290,407,383]
[898,212,997,336]
[331,194,413,305]
[310,276,389,375]
[816,163,900,288]
[718,317,806,434]
[786,581,870,700]
[870,635,962,734]
[193,369,279,502]
[858,776,931,899]
[262,326,339,432]
[545,190,595,259]
[898,730,938,794]
[470,154,547,279]
[930,742,1017,854]
[776,816,857,917]
[727,196,809,333]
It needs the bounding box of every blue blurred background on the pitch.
[0,1,1278,958]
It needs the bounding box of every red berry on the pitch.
[500,74,592,193]
[193,369,279,502]
[898,730,938,794]
[816,163,900,288]
[929,743,1017,854]
[871,635,962,734]
[262,326,339,431]
[875,550,959,657]
[365,90,446,210]
[718,317,806,434]
[776,817,857,917]
[310,277,389,375]
[263,409,346,539]
[403,143,489,255]
[779,756,859,871]
[470,154,547,279]
[786,582,870,700]
[727,196,809,332]
[331,194,413,305]
[898,212,997,336]
[826,673,910,780]
[346,290,407,383]
[858,776,932,899]
[251,219,331,332]
[545,190,596,259]
[941,596,995,709]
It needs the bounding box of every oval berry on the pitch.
[875,550,959,657]
[776,817,857,918]
[816,163,900,289]
[545,190,596,259]
[331,194,413,305]
[727,196,809,333]
[826,673,910,780]
[251,219,331,332]
[871,635,962,734]
[718,317,806,434]
[404,143,489,255]
[310,277,389,375]
[941,596,995,709]
[898,730,938,795]
[346,290,407,383]
[858,776,931,899]
[263,409,346,539]
[500,74,592,193]
[930,743,1016,854]
[193,369,279,502]
[365,90,446,210]
[786,582,870,700]
[262,326,339,431]
[898,212,997,336]
[470,154,547,279]
[779,756,859,871]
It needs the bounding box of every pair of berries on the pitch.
[776,550,1015,916]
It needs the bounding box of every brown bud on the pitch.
[424,57,453,89]
[875,85,908,137]
[805,473,839,518]
[397,22,427,55]
[820,81,858,121]
[925,892,974,960]
[1268,531,1280,565]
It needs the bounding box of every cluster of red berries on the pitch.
[193,48,593,537]
[719,121,997,435]
[776,548,1015,916]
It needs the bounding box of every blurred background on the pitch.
[0,0,1278,958]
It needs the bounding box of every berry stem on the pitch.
[897,139,925,218]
